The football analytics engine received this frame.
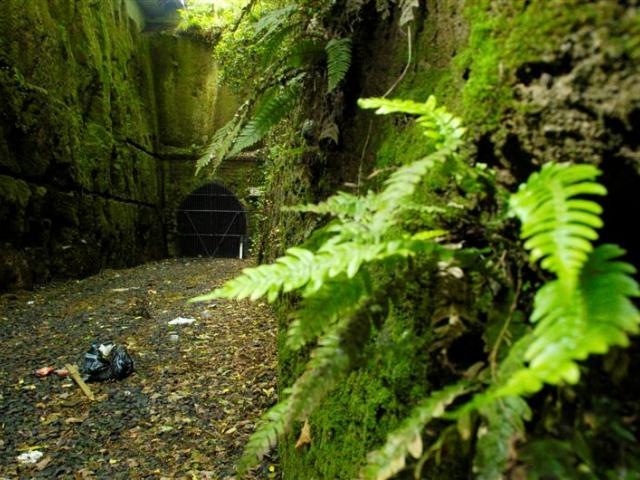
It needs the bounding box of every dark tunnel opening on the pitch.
[176,183,248,258]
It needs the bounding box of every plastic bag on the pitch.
[81,342,134,382]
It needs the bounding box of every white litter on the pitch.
[98,343,114,357]
[111,287,140,293]
[168,317,196,326]
[17,451,44,464]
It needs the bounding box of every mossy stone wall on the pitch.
[0,0,242,290]
[0,0,165,290]
[151,34,231,150]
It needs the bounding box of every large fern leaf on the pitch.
[258,23,297,67]
[289,38,326,69]
[326,37,352,93]
[358,96,465,151]
[472,335,532,479]
[192,233,445,304]
[237,396,292,474]
[509,163,607,285]
[229,84,299,156]
[473,396,531,480]
[359,96,466,231]
[499,244,640,395]
[289,191,371,219]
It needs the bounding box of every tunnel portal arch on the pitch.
[176,183,248,258]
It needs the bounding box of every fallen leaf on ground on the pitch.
[295,420,312,449]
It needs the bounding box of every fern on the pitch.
[253,5,298,39]
[287,272,371,351]
[358,96,465,151]
[237,396,292,473]
[497,164,639,395]
[193,97,465,474]
[360,382,471,480]
[239,318,356,474]
[193,234,445,304]
[229,83,300,157]
[473,396,531,480]
[326,37,352,92]
[357,162,639,480]
[509,163,607,286]
[499,243,640,395]
[195,114,243,173]
[289,38,326,69]
[258,23,297,67]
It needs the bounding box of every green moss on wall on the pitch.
[151,34,235,149]
[458,0,630,133]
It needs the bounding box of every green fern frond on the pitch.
[509,162,607,284]
[360,382,471,480]
[239,320,354,473]
[358,96,466,151]
[288,191,376,223]
[286,325,352,421]
[359,96,466,232]
[287,272,371,351]
[192,233,446,304]
[473,396,531,480]
[229,84,299,156]
[501,244,640,394]
[258,23,297,67]
[289,38,326,69]
[326,37,352,92]
[237,396,291,474]
[253,5,298,38]
[195,115,243,173]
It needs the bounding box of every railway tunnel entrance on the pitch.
[176,183,248,258]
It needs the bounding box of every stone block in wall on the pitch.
[0,175,30,237]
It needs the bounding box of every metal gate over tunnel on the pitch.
[176,183,248,258]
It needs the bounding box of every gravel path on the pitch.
[0,258,277,479]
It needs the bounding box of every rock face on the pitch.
[0,0,235,291]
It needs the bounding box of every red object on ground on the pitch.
[54,369,70,377]
[34,367,55,377]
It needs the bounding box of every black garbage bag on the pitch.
[81,342,134,382]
